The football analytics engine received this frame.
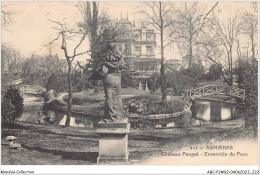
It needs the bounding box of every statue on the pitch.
[94,33,130,163]
[100,43,126,122]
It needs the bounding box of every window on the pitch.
[135,46,141,56]
[146,46,153,56]
[134,31,141,40]
[146,33,153,40]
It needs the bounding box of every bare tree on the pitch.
[1,5,12,30]
[236,34,244,63]
[197,35,233,85]
[196,12,241,86]
[239,8,257,60]
[77,1,110,69]
[214,16,239,85]
[47,19,89,127]
[139,1,176,104]
[173,2,218,68]
[1,44,23,76]
[1,4,19,30]
[78,2,98,63]
[1,44,24,99]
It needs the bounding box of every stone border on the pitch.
[128,102,192,120]
[45,103,101,116]
[46,97,192,120]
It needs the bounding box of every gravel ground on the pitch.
[1,118,257,165]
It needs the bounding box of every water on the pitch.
[19,94,101,128]
[20,104,101,127]
[192,99,237,122]
[19,94,238,129]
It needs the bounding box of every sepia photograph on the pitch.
[1,0,259,174]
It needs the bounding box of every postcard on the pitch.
[1,1,258,174]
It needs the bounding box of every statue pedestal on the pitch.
[96,119,130,163]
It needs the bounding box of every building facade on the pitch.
[112,18,180,90]
[113,19,158,71]
[112,19,156,90]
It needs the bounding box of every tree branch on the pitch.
[43,32,61,46]
[72,32,87,62]
[192,2,218,35]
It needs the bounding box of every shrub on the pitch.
[181,63,205,78]
[242,60,258,129]
[125,98,185,115]
[72,71,90,92]
[22,71,47,87]
[91,80,103,94]
[46,73,68,93]
[1,86,24,123]
[148,73,160,93]
[47,70,92,94]
[209,64,222,80]
[235,60,249,88]
[121,71,137,88]
[167,71,196,96]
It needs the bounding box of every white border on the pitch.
[1,165,259,174]
[1,0,259,174]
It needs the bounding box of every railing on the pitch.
[185,85,245,100]
[7,79,23,86]
[229,87,246,99]
[18,85,46,94]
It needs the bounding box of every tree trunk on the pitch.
[92,2,98,45]
[65,62,72,127]
[86,2,100,93]
[86,1,99,68]
[189,41,192,68]
[207,56,232,86]
[224,46,232,86]
[230,46,233,86]
[172,71,179,95]
[91,2,98,57]
[251,31,255,60]
[159,2,167,104]
[237,40,242,61]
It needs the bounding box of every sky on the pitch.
[1,1,257,63]
[1,1,142,62]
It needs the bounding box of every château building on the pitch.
[112,17,180,90]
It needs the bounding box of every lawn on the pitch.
[62,88,161,106]
[54,87,184,115]
[46,88,158,115]
[1,118,257,165]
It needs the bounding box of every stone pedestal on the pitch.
[96,119,130,163]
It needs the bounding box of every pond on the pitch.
[18,94,239,129]
[192,99,238,122]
